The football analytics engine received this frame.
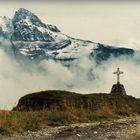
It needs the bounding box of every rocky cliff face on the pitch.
[11,8,55,42]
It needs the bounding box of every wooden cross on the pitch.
[113,68,123,84]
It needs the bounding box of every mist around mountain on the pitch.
[0,8,140,109]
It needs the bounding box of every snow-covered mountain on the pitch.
[0,8,135,62]
[0,16,13,40]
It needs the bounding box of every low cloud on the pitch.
[0,42,140,110]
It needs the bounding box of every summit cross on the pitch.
[113,68,123,84]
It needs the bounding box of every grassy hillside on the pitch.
[13,90,138,116]
[0,90,140,137]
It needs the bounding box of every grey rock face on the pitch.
[11,8,54,42]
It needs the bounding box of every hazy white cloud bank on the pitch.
[0,42,140,109]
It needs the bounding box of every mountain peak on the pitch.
[14,8,36,21]
[13,8,47,28]
[16,8,32,15]
[11,8,54,41]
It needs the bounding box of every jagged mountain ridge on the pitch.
[0,8,135,62]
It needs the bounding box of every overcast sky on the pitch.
[0,1,140,48]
